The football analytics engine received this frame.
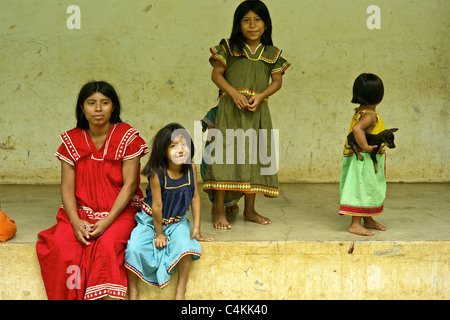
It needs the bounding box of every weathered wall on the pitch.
[0,0,448,184]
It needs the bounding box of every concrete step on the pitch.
[0,240,448,299]
[0,183,449,299]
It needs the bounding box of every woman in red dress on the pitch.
[36,81,148,300]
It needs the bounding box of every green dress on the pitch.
[203,38,290,201]
[339,109,387,216]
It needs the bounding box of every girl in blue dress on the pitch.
[125,123,212,300]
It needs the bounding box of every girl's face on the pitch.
[167,135,190,166]
[82,92,114,128]
[240,10,266,45]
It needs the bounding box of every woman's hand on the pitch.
[154,233,169,249]
[89,218,112,240]
[71,218,94,245]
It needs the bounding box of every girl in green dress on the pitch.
[203,0,290,229]
[339,73,389,236]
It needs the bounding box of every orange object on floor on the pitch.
[0,208,17,242]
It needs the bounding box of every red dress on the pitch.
[36,123,148,300]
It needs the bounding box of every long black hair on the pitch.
[141,123,195,178]
[229,0,273,53]
[75,81,123,129]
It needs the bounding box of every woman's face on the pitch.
[82,92,114,128]
[167,135,190,165]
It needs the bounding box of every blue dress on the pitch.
[124,165,201,288]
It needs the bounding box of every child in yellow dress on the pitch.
[339,73,390,236]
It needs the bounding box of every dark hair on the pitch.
[229,0,273,53]
[351,73,384,105]
[141,123,195,178]
[75,81,123,129]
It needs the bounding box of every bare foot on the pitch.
[244,209,271,225]
[226,203,239,213]
[212,203,239,214]
[214,217,231,229]
[127,290,140,300]
[213,209,232,229]
[349,224,374,236]
[364,218,386,231]
[175,287,186,300]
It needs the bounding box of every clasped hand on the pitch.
[154,233,169,249]
[72,218,111,245]
[232,92,263,112]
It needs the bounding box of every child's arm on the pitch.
[248,73,283,112]
[61,161,93,245]
[352,113,378,152]
[190,163,213,242]
[211,60,249,110]
[148,174,168,248]
[89,157,140,239]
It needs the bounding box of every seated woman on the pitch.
[36,81,148,300]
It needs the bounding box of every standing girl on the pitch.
[125,123,212,300]
[36,81,149,299]
[200,106,240,215]
[203,0,291,229]
[339,73,390,236]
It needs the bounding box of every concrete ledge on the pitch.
[1,183,448,299]
[1,240,448,300]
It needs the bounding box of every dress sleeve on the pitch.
[209,39,230,68]
[271,55,291,76]
[122,135,149,161]
[355,109,378,123]
[55,143,74,166]
[200,106,218,132]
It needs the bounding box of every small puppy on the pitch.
[347,128,398,173]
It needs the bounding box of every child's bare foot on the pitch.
[127,289,140,300]
[212,190,232,229]
[349,224,374,236]
[244,209,271,225]
[175,287,186,300]
[364,218,386,231]
[214,216,231,229]
[226,203,239,213]
[212,203,239,214]
[213,207,231,229]
[349,216,375,236]
[212,202,231,229]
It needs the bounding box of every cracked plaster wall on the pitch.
[0,0,448,184]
